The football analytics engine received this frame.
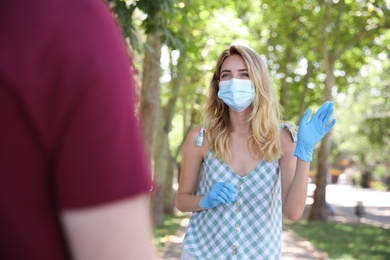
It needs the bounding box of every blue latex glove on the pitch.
[294,101,336,162]
[199,182,237,209]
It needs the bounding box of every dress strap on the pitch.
[280,123,297,143]
[196,127,205,147]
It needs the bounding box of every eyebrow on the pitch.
[220,68,248,73]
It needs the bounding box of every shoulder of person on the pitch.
[183,124,202,147]
[186,124,210,150]
[182,125,209,159]
[280,122,297,145]
[186,124,203,140]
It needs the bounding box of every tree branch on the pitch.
[334,23,390,61]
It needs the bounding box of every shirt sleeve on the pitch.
[48,1,151,209]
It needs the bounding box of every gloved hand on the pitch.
[294,101,336,162]
[199,182,237,209]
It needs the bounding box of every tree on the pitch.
[309,0,390,220]
[250,0,390,220]
[107,0,180,225]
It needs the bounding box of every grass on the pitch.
[153,213,188,250]
[284,220,390,260]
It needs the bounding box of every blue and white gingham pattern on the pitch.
[183,152,282,259]
[195,127,205,147]
[183,124,296,259]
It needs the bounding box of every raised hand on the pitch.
[294,101,336,162]
[199,182,237,209]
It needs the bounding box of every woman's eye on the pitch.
[242,73,249,78]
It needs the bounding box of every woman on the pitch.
[175,45,336,259]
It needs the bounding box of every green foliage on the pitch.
[361,117,390,145]
[358,67,390,151]
[107,0,181,50]
[253,0,325,120]
[333,55,390,165]
[244,0,390,167]
[247,0,390,123]
[373,164,388,182]
[284,220,390,259]
[106,0,390,179]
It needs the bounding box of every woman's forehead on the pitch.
[220,54,247,71]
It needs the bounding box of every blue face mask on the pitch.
[217,78,255,112]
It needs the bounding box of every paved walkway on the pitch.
[158,216,329,260]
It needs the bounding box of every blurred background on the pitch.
[106,0,390,227]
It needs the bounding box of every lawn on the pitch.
[284,220,390,260]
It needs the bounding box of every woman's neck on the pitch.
[229,109,251,135]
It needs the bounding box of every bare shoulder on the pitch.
[186,124,204,142]
[184,124,209,158]
[280,124,296,153]
[281,127,294,142]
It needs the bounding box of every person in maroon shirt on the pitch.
[0,0,157,259]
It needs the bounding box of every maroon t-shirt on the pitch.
[0,0,152,259]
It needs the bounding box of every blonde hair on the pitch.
[203,45,283,162]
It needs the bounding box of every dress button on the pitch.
[232,245,237,249]
[232,249,237,255]
[237,186,242,191]
[236,223,240,228]
[238,180,242,185]
[236,202,241,206]
[235,228,239,233]
[236,207,241,212]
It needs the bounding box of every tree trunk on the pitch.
[141,33,162,161]
[140,33,162,226]
[153,50,187,222]
[308,0,334,221]
[308,61,334,221]
[153,114,168,225]
[308,86,333,221]
[164,156,176,215]
[161,52,186,215]
[308,133,331,220]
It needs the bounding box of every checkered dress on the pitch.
[183,124,295,259]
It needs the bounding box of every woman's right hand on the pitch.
[199,182,237,209]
